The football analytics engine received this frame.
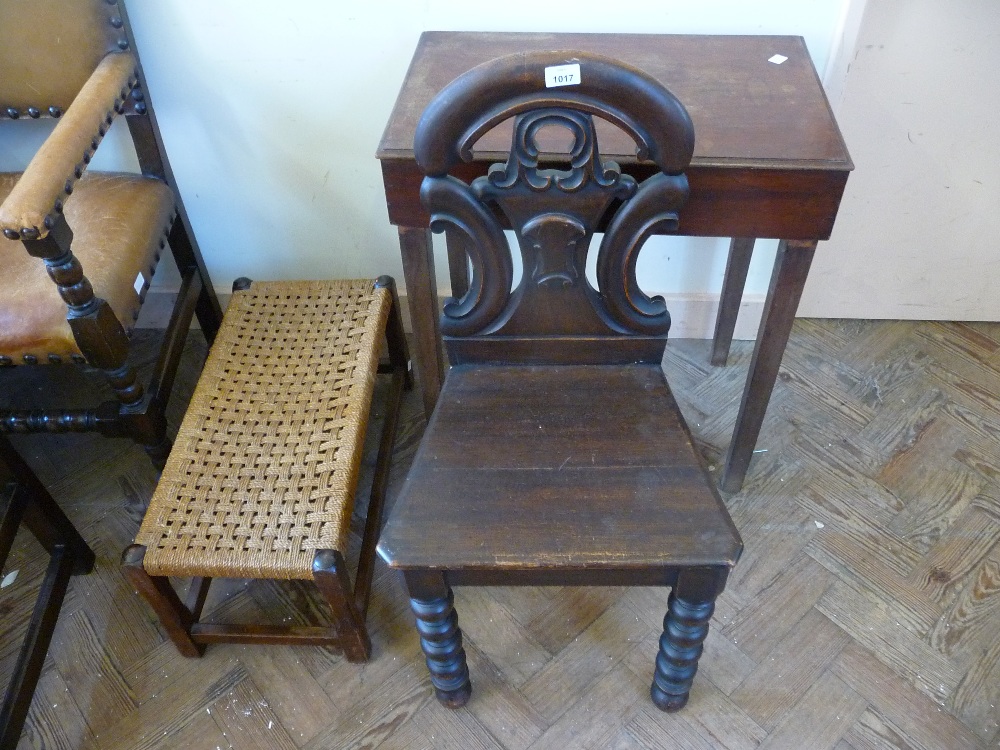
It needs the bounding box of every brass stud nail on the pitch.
[117,38,129,50]
[71,354,86,364]
[21,227,39,240]
[27,107,40,118]
[0,356,11,366]
[131,87,144,101]
[43,216,55,230]
[98,123,107,136]
[134,102,147,114]
[83,152,92,164]
[105,113,114,124]
[110,16,123,28]
[54,200,63,213]
[3,229,19,240]
[74,166,83,178]
[5,107,18,119]
[48,106,62,117]
[64,180,74,194]
[92,137,100,150]
[48,354,62,364]
[23,354,37,365]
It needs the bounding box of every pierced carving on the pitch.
[415,51,695,354]
[485,109,621,192]
[596,172,690,335]
[420,176,511,337]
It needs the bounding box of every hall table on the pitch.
[376,31,852,492]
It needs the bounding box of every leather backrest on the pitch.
[0,0,122,116]
[414,51,695,365]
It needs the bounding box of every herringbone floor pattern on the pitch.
[2,319,999,749]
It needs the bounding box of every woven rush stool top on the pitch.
[136,279,390,580]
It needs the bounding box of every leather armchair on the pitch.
[0,0,222,468]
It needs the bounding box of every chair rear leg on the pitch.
[313,550,371,662]
[122,545,204,657]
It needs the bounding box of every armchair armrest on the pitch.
[0,52,137,240]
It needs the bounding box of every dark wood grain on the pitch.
[378,32,850,167]
[380,365,741,572]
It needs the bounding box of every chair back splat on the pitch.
[415,50,694,364]
[378,50,742,714]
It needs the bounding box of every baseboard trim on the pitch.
[137,289,765,341]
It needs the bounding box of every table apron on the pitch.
[380,161,848,240]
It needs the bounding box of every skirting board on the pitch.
[136,289,765,341]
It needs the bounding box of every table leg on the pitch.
[398,226,444,419]
[711,237,755,366]
[719,240,816,493]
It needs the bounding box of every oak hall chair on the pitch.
[0,0,222,468]
[377,51,743,712]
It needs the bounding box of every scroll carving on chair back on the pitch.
[0,0,124,117]
[414,50,695,365]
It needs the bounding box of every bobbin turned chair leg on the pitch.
[405,571,471,708]
[313,550,371,662]
[121,545,204,658]
[650,567,727,712]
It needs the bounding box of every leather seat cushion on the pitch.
[0,172,175,364]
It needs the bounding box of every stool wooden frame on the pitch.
[377,51,742,711]
[123,276,409,661]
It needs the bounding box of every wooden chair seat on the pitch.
[0,172,174,364]
[380,364,740,573]
[124,277,410,662]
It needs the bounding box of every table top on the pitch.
[377,31,852,239]
[377,31,852,172]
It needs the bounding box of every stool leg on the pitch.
[650,567,727,712]
[405,571,471,708]
[122,545,204,657]
[313,550,371,662]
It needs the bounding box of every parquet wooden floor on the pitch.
[2,318,999,749]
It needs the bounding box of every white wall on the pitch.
[799,0,1000,321]
[3,1,853,335]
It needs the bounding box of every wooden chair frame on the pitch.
[378,50,742,712]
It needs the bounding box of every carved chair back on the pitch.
[414,50,695,365]
[0,0,125,117]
